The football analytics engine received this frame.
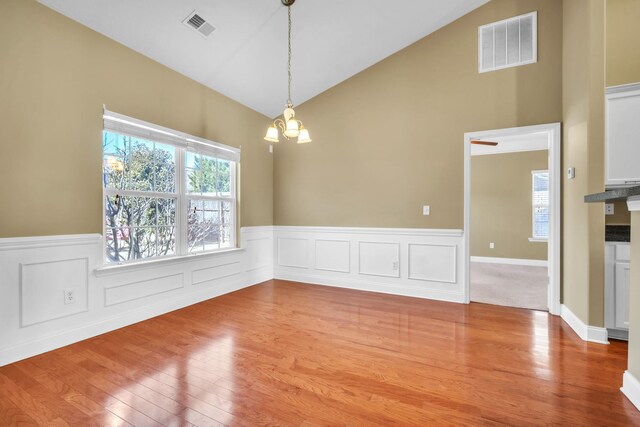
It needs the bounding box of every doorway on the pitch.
[463,123,561,315]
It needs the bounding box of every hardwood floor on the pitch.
[1,279,638,426]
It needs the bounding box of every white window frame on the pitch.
[102,109,240,266]
[530,169,549,242]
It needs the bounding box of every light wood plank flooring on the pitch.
[0,280,638,426]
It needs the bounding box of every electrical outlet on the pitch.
[422,205,430,216]
[392,261,399,270]
[605,203,615,215]
[64,289,75,305]
[489,242,495,249]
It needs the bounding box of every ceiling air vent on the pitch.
[478,11,537,73]
[183,11,216,38]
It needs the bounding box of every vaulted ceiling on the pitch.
[37,0,489,118]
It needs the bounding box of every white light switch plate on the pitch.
[422,205,430,216]
[567,167,575,180]
[489,242,495,249]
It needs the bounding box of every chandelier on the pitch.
[264,0,311,144]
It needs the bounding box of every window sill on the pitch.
[94,247,245,278]
[528,237,548,243]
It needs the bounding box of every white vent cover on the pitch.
[182,10,216,38]
[478,11,537,73]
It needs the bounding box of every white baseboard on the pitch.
[560,304,609,344]
[622,371,640,411]
[276,271,464,303]
[470,256,548,267]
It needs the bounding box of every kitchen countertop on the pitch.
[584,185,640,203]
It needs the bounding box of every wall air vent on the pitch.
[183,11,216,38]
[478,11,537,73]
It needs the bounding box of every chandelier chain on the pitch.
[287,4,292,107]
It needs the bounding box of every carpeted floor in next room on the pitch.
[470,261,548,311]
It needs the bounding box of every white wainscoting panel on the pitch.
[20,257,89,326]
[408,244,457,283]
[105,273,184,306]
[274,226,464,303]
[0,227,273,367]
[277,238,309,268]
[315,240,350,273]
[245,237,271,272]
[192,261,242,285]
[359,241,400,278]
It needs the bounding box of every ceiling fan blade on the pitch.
[471,140,499,146]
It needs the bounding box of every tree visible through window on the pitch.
[532,170,549,240]
[102,114,238,265]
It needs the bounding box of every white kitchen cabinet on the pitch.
[606,83,640,188]
[614,261,630,330]
[605,243,630,339]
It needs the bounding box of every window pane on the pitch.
[154,142,176,193]
[103,131,127,156]
[129,227,157,259]
[105,195,129,228]
[157,198,176,227]
[222,201,232,224]
[186,152,232,197]
[203,227,220,252]
[534,206,549,238]
[216,159,231,196]
[103,155,126,190]
[128,138,155,191]
[105,227,131,263]
[220,225,232,248]
[188,198,224,253]
[157,227,176,256]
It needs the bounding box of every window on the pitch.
[102,110,239,264]
[532,170,549,240]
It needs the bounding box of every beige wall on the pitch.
[605,201,631,225]
[471,151,548,260]
[562,0,605,327]
[606,0,640,87]
[0,0,273,238]
[273,0,563,228]
[602,0,640,229]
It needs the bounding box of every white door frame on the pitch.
[463,123,561,315]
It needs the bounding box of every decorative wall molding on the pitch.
[470,256,548,268]
[560,304,609,345]
[0,234,102,251]
[315,240,350,273]
[273,225,463,237]
[409,244,457,283]
[20,258,89,327]
[358,241,400,278]
[104,273,184,307]
[0,226,273,367]
[622,371,640,411]
[274,226,465,303]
